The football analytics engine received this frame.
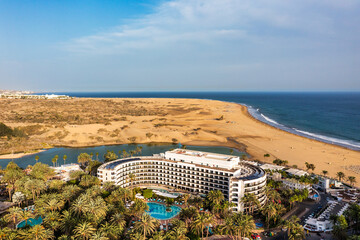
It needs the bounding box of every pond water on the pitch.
[0,144,246,169]
[146,202,181,220]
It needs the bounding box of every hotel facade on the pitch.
[97,149,267,212]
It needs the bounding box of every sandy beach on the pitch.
[0,149,46,160]
[1,98,359,186]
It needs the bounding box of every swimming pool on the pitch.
[314,194,319,198]
[17,216,43,228]
[146,202,181,220]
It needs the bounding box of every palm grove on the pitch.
[0,153,358,240]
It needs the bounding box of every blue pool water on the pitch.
[314,194,319,198]
[17,216,43,228]
[146,202,181,220]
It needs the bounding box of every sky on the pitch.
[0,0,359,92]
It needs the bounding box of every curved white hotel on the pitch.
[97,149,266,212]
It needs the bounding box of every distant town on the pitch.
[0,89,71,100]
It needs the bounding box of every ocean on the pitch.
[42,91,360,151]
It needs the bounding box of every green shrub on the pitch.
[0,122,13,137]
[143,189,153,199]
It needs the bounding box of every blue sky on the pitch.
[0,0,359,91]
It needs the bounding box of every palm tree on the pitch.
[337,172,346,182]
[348,176,356,186]
[90,152,94,160]
[90,231,109,240]
[191,213,207,239]
[322,170,328,176]
[166,225,189,240]
[87,197,108,223]
[182,194,190,207]
[51,157,56,167]
[77,153,91,167]
[71,197,89,217]
[117,188,132,203]
[4,206,22,228]
[150,231,166,240]
[26,225,54,240]
[0,227,17,240]
[305,162,310,171]
[188,196,203,210]
[2,162,24,200]
[204,212,214,238]
[45,198,64,213]
[283,215,300,238]
[265,186,280,203]
[241,214,256,237]
[219,216,236,238]
[60,210,75,235]
[98,222,118,239]
[43,211,61,231]
[207,190,224,214]
[18,210,35,227]
[73,222,96,240]
[63,155,67,165]
[122,150,127,158]
[345,204,360,234]
[261,202,278,228]
[35,155,39,163]
[25,178,46,202]
[110,212,126,229]
[241,193,260,215]
[12,191,25,207]
[54,155,59,167]
[95,152,99,161]
[288,223,305,240]
[130,150,136,157]
[128,173,136,188]
[289,194,300,209]
[179,207,197,228]
[134,214,159,240]
[130,231,143,240]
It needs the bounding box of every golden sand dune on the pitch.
[1,98,359,186]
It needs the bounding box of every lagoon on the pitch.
[0,144,245,169]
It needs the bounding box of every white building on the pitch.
[260,164,285,172]
[285,168,308,177]
[97,149,267,212]
[281,178,311,190]
[51,163,82,181]
[304,201,349,232]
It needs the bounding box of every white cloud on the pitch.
[61,0,359,54]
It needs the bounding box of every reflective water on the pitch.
[0,144,245,169]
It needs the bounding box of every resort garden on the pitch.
[0,159,332,240]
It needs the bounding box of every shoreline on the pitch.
[241,104,360,155]
[0,149,46,160]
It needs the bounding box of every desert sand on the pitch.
[1,98,359,186]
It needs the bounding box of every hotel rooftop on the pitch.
[164,148,240,170]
